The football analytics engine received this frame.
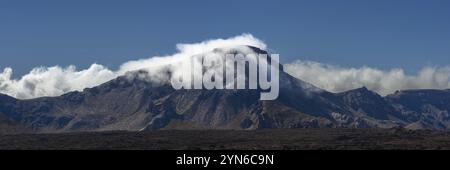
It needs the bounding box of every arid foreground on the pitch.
[2,128,450,150]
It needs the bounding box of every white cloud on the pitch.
[3,33,449,99]
[0,33,266,99]
[0,64,117,99]
[284,60,450,96]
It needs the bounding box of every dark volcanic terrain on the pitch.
[1,129,450,150]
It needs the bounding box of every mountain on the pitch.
[386,89,450,130]
[0,67,346,132]
[336,87,402,128]
[0,94,29,134]
[1,46,450,133]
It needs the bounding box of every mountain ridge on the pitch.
[1,46,450,133]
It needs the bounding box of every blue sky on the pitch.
[1,0,450,77]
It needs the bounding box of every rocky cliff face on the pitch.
[1,47,450,133]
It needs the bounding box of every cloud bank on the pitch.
[0,33,266,99]
[2,33,450,99]
[284,60,450,96]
